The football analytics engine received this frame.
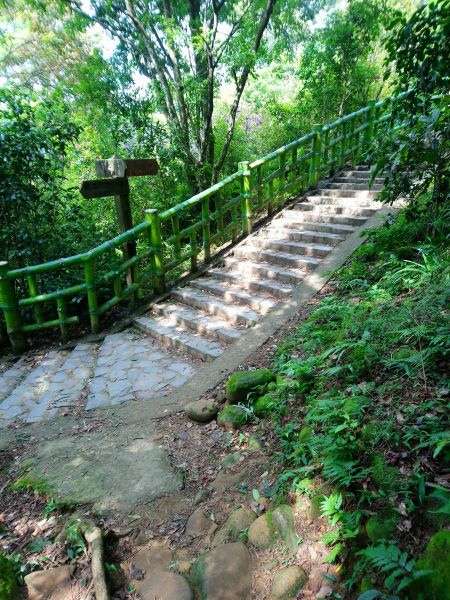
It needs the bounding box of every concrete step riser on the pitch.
[234,248,318,271]
[250,238,332,258]
[295,203,375,217]
[276,219,354,235]
[319,189,379,199]
[153,305,240,344]
[209,270,294,298]
[224,259,303,285]
[334,177,384,185]
[304,196,379,208]
[190,280,276,313]
[134,319,219,362]
[260,228,344,245]
[324,182,383,191]
[283,211,366,227]
[172,290,258,327]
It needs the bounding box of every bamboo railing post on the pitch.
[277,151,287,211]
[339,121,347,169]
[145,209,166,295]
[239,161,253,235]
[201,196,211,262]
[322,131,329,176]
[256,165,263,209]
[0,262,27,353]
[363,100,376,152]
[56,297,69,342]
[190,231,198,272]
[27,273,44,325]
[84,259,100,333]
[216,192,224,245]
[349,117,356,166]
[308,125,322,188]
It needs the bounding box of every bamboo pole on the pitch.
[145,209,166,295]
[308,125,322,188]
[84,259,100,333]
[27,273,45,325]
[363,100,376,151]
[202,196,211,262]
[239,161,253,235]
[339,121,347,168]
[277,150,286,211]
[0,262,27,353]
[56,297,69,342]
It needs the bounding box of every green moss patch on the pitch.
[226,369,275,404]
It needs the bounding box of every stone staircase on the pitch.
[0,166,383,427]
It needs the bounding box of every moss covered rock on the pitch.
[271,565,307,599]
[253,394,275,417]
[248,511,277,549]
[0,555,19,600]
[226,369,275,404]
[214,507,256,544]
[272,505,298,553]
[308,494,325,520]
[298,426,312,444]
[410,531,450,599]
[217,405,247,430]
[366,511,398,543]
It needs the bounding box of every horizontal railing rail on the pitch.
[0,92,410,353]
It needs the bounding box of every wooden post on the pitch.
[239,161,253,235]
[84,259,100,333]
[202,196,211,262]
[0,262,27,353]
[363,100,376,151]
[145,209,165,295]
[309,125,322,188]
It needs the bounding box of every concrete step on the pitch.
[135,315,225,362]
[283,209,367,227]
[318,188,379,199]
[224,257,304,285]
[324,182,383,191]
[0,357,35,404]
[303,195,379,209]
[153,303,243,343]
[233,246,320,270]
[295,202,376,218]
[209,269,294,298]
[190,278,278,313]
[171,287,260,326]
[275,216,355,235]
[260,226,344,245]
[249,237,333,258]
[334,177,384,185]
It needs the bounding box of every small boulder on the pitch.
[298,426,312,444]
[272,505,298,553]
[131,544,173,576]
[25,565,75,600]
[194,487,211,506]
[211,469,247,492]
[226,369,275,404]
[214,506,256,544]
[247,434,263,451]
[253,394,275,417]
[185,399,219,423]
[191,542,252,599]
[308,494,325,520]
[248,512,277,549]
[410,530,450,599]
[185,509,212,538]
[366,511,397,543]
[221,452,242,467]
[217,405,247,430]
[270,565,307,599]
[136,572,192,600]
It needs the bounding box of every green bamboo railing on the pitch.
[0,92,409,353]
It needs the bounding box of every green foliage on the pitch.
[0,554,19,600]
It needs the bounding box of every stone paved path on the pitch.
[0,166,384,429]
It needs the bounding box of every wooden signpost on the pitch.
[80,157,159,285]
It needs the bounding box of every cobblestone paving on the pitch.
[0,356,33,403]
[85,331,195,411]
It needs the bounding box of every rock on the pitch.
[253,393,275,417]
[221,452,242,467]
[272,505,298,553]
[248,512,277,549]
[0,554,19,600]
[410,531,450,599]
[194,487,211,506]
[366,511,397,543]
[185,509,212,538]
[176,560,192,576]
[308,494,325,520]
[214,507,256,544]
[215,392,227,404]
[211,469,247,492]
[270,565,307,599]
[136,571,192,600]
[191,542,252,600]
[317,585,333,598]
[247,434,262,451]
[185,399,219,423]
[263,559,279,571]
[25,565,75,600]
[226,369,275,404]
[131,545,173,575]
[217,405,248,429]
